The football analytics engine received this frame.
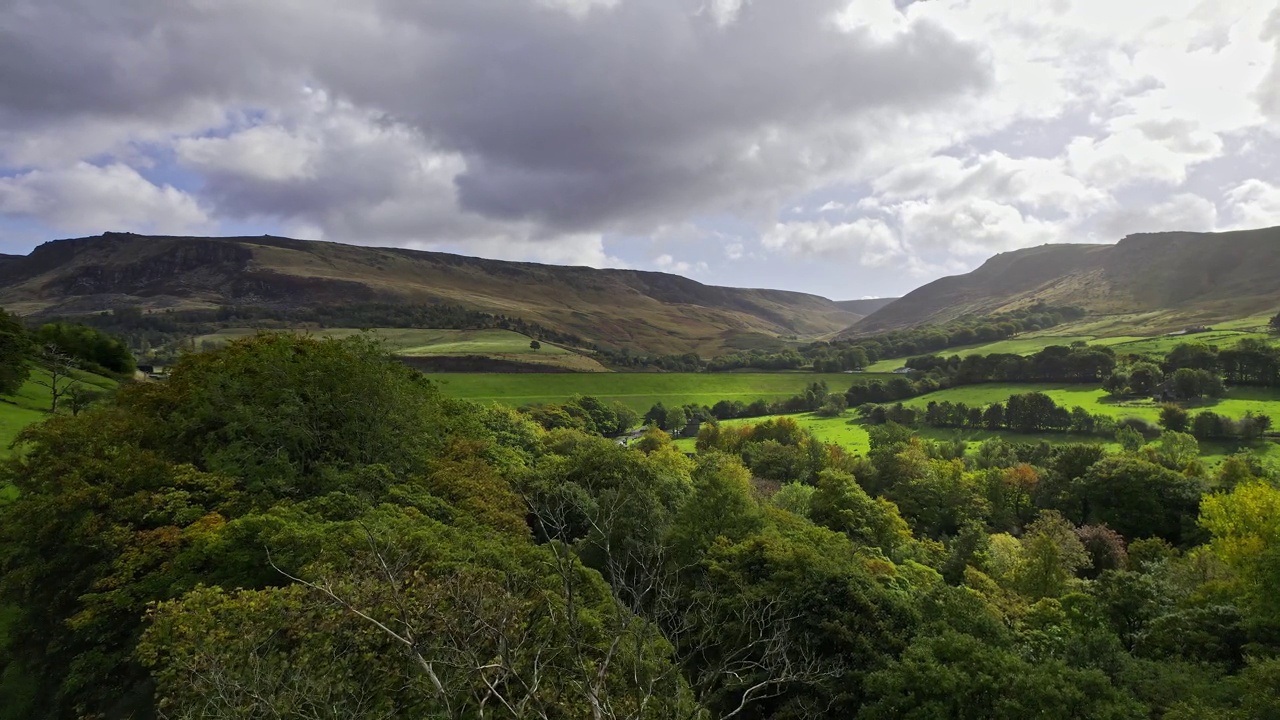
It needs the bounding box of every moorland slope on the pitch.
[846,226,1280,334]
[0,233,864,355]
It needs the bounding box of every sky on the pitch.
[1,0,1278,300]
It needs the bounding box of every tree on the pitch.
[1076,524,1128,578]
[530,339,542,351]
[1159,404,1190,433]
[31,343,80,413]
[861,630,1145,719]
[809,469,911,553]
[983,402,1006,430]
[0,335,478,718]
[814,394,847,417]
[1199,479,1280,620]
[1013,510,1090,599]
[0,307,30,395]
[145,512,701,720]
[31,322,135,375]
[64,386,103,416]
[1128,363,1164,397]
[664,406,689,434]
[1153,431,1200,471]
[1076,456,1205,545]
[1166,342,1218,372]
[1116,425,1145,453]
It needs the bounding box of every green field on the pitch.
[195,327,567,355]
[0,366,117,454]
[429,372,888,414]
[192,327,608,372]
[901,383,1280,426]
[1,365,119,507]
[864,322,1279,373]
[673,405,1278,466]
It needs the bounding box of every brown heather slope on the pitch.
[0,233,862,355]
[843,226,1280,335]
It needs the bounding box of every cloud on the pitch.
[654,253,709,275]
[0,0,987,236]
[762,218,905,267]
[1066,123,1223,189]
[1261,6,1280,120]
[1092,193,1219,239]
[1226,180,1280,230]
[0,162,208,234]
[0,0,1277,298]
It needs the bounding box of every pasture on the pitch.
[195,327,566,354]
[193,327,607,371]
[0,365,117,455]
[1,365,120,504]
[862,315,1279,373]
[673,405,1279,466]
[428,372,887,414]
[901,383,1280,427]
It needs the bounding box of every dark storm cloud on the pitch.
[0,0,989,233]
[345,0,991,230]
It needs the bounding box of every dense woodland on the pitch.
[2,334,1280,718]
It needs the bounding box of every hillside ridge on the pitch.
[0,232,864,355]
[844,226,1280,335]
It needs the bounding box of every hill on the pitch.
[845,226,1280,335]
[0,233,863,356]
[834,298,898,315]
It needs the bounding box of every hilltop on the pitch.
[0,233,865,356]
[845,225,1280,335]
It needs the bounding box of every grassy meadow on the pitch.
[428,372,887,414]
[1,365,119,504]
[194,327,608,371]
[863,315,1279,373]
[673,405,1279,466]
[0,366,117,454]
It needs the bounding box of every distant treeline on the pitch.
[622,382,846,435]
[862,391,1272,443]
[600,303,1088,373]
[802,304,1087,370]
[850,336,1280,409]
[520,395,639,436]
[1,309,136,393]
[1156,338,1280,387]
[67,303,592,361]
[862,392,1119,436]
[844,344,1118,408]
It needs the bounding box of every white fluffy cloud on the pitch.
[1226,180,1280,229]
[1093,193,1220,239]
[0,163,208,234]
[655,253,709,275]
[762,218,906,267]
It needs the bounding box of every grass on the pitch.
[863,323,1280,373]
[673,405,1278,466]
[0,365,117,453]
[1,365,120,504]
[901,383,1280,425]
[195,327,570,355]
[192,327,608,372]
[856,308,1280,371]
[672,413,873,455]
[429,372,893,414]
